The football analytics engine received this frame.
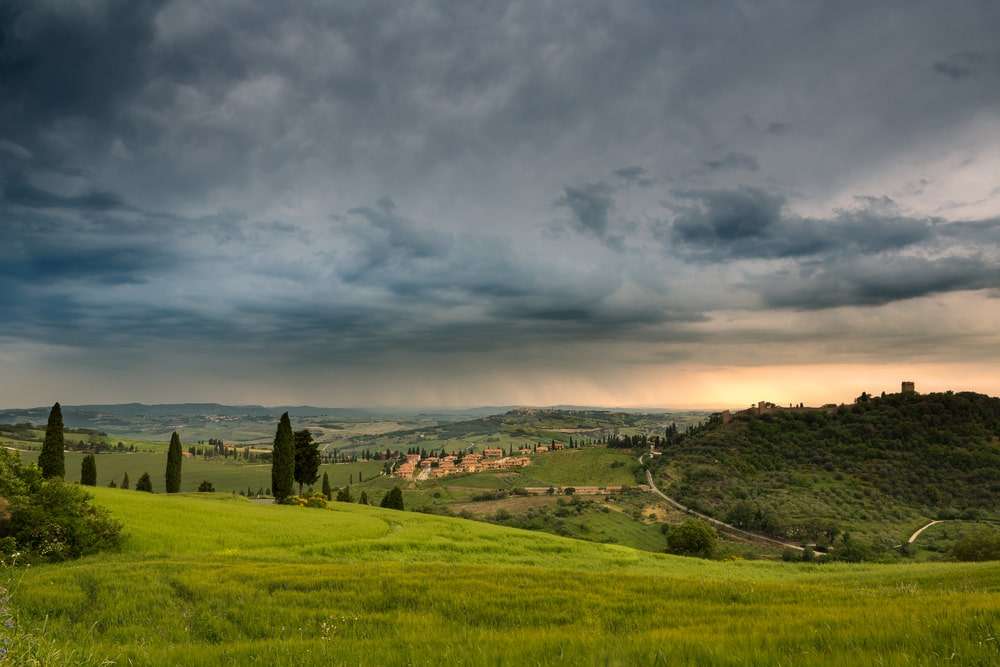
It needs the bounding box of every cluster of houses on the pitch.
[393,442,565,480]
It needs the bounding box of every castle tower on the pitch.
[901,380,916,394]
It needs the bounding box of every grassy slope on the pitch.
[10,488,1000,666]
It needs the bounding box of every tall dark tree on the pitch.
[271,413,295,502]
[80,454,97,486]
[294,429,320,495]
[121,472,130,490]
[135,472,153,492]
[380,486,404,510]
[165,431,183,493]
[321,471,332,500]
[359,490,369,505]
[38,402,65,479]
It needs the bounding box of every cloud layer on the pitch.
[2,0,1000,406]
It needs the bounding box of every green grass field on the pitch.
[8,488,1000,666]
[14,449,383,493]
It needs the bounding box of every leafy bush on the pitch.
[197,480,215,492]
[304,494,328,509]
[952,530,1000,561]
[665,519,716,558]
[831,533,871,563]
[0,450,122,563]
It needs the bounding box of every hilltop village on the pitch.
[719,380,919,424]
[394,442,567,480]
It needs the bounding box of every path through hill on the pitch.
[639,452,809,553]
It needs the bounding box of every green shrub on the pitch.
[197,480,215,492]
[952,530,1000,561]
[304,494,328,509]
[135,472,153,493]
[380,486,404,510]
[666,519,716,558]
[6,481,122,563]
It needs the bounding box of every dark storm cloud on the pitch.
[654,186,1000,309]
[759,254,1000,310]
[0,1,164,153]
[662,188,933,261]
[704,152,760,172]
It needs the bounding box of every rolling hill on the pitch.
[9,488,1000,666]
[651,391,1000,549]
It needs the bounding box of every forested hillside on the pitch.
[652,391,1000,548]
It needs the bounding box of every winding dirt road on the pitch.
[639,452,808,553]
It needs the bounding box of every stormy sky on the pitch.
[3,0,1000,409]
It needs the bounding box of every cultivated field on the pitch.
[9,488,1000,666]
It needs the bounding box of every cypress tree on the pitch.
[165,431,183,493]
[380,486,404,510]
[359,490,369,505]
[38,402,65,479]
[136,472,153,492]
[293,429,320,495]
[321,472,332,500]
[121,472,130,489]
[271,412,295,502]
[80,453,97,486]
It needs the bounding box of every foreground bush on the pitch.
[0,450,122,563]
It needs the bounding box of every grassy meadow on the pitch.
[8,488,1000,666]
[15,449,383,494]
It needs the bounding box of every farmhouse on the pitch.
[483,447,503,458]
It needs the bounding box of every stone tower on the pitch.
[901,380,916,394]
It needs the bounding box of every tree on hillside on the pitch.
[198,480,214,492]
[380,486,404,510]
[665,519,716,558]
[271,413,295,502]
[294,429,320,495]
[135,472,153,493]
[336,485,353,502]
[165,431,183,493]
[38,402,65,479]
[321,472,332,500]
[121,472,130,490]
[80,454,97,486]
[359,490,369,505]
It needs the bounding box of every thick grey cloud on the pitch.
[758,255,1000,310]
[2,1,1000,405]
[663,188,934,261]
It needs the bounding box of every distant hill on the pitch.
[0,403,513,429]
[651,391,1000,547]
